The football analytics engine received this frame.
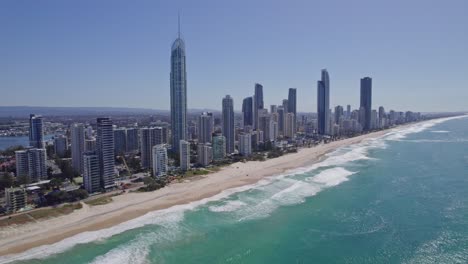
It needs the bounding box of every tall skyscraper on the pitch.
[15,150,29,179]
[317,69,330,135]
[360,77,372,131]
[222,95,235,154]
[71,123,85,174]
[29,114,44,149]
[126,128,139,153]
[242,96,253,128]
[179,140,190,171]
[96,118,115,189]
[239,133,252,157]
[197,112,214,144]
[253,83,264,130]
[335,105,344,124]
[152,145,168,177]
[140,127,164,169]
[170,18,187,153]
[288,88,297,130]
[83,151,100,194]
[113,128,127,155]
[212,135,226,161]
[54,135,68,158]
[277,106,285,136]
[197,143,212,167]
[284,113,295,138]
[258,110,271,141]
[347,105,351,119]
[15,149,46,183]
[282,99,289,113]
[27,148,47,183]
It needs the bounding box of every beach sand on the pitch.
[0,129,390,256]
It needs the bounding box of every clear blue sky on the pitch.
[1,0,467,112]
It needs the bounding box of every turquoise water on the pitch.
[2,116,468,264]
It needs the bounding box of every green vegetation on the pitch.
[137,176,166,192]
[44,189,89,205]
[0,203,82,227]
[0,145,24,156]
[84,196,113,206]
[0,172,14,189]
[183,169,210,177]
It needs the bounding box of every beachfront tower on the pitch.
[360,77,372,131]
[170,16,187,153]
[317,69,330,135]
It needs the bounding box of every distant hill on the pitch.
[0,106,220,117]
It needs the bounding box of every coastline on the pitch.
[0,126,419,257]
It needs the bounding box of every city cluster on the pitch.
[1,29,427,214]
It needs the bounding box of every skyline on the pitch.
[1,0,468,112]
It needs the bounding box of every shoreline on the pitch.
[0,123,434,257]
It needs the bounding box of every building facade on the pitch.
[360,77,372,131]
[152,145,168,178]
[170,26,187,153]
[317,69,330,135]
[96,118,115,189]
[222,95,235,154]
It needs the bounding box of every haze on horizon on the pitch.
[1,0,467,113]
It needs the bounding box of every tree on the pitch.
[0,145,24,156]
[0,172,14,189]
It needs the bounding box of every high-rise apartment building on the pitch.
[113,128,127,155]
[96,118,115,189]
[317,69,330,135]
[71,123,85,174]
[242,96,253,128]
[29,114,44,149]
[222,95,235,154]
[212,135,226,161]
[360,77,372,131]
[83,152,100,194]
[152,145,168,178]
[54,135,68,158]
[253,83,264,130]
[197,112,214,144]
[140,127,164,169]
[179,140,190,171]
[239,133,252,156]
[197,143,212,167]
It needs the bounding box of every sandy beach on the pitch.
[0,129,391,257]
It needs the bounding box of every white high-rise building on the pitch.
[269,120,278,141]
[197,112,214,144]
[179,140,190,171]
[83,152,100,194]
[71,124,85,174]
[197,143,212,167]
[27,148,47,183]
[140,127,164,169]
[96,118,115,189]
[152,145,168,178]
[284,113,295,138]
[239,133,252,157]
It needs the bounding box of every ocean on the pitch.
[2,116,468,264]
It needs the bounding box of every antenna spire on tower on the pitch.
[178,12,180,39]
